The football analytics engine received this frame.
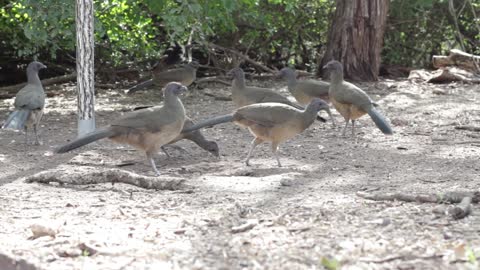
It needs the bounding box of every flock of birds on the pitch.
[2,60,393,176]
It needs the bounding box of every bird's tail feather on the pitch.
[126,79,154,94]
[368,107,393,135]
[55,128,116,153]
[182,114,234,133]
[2,110,30,130]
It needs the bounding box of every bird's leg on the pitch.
[271,142,281,167]
[33,123,41,145]
[160,146,171,158]
[341,119,349,137]
[24,127,29,149]
[351,120,356,137]
[245,138,262,166]
[146,151,161,176]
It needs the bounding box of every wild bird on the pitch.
[277,67,336,126]
[2,61,47,145]
[127,61,199,95]
[56,82,188,176]
[183,99,330,167]
[131,106,220,158]
[228,67,331,123]
[323,60,393,136]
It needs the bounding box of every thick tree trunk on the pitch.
[76,0,96,136]
[319,0,389,81]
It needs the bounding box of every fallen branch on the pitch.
[356,190,479,204]
[455,125,480,132]
[447,197,472,219]
[25,165,185,190]
[206,43,276,73]
[357,190,479,219]
[432,49,480,72]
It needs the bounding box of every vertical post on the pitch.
[75,0,95,136]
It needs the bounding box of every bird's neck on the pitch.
[285,74,297,92]
[330,72,344,85]
[27,70,42,86]
[164,92,184,111]
[232,75,246,89]
[190,131,209,146]
[301,108,318,129]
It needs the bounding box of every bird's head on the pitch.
[277,67,295,79]
[27,61,47,72]
[308,98,330,112]
[164,82,188,96]
[227,67,244,79]
[322,60,343,73]
[205,141,220,157]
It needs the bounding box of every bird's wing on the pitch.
[298,80,330,97]
[334,82,373,109]
[112,106,179,133]
[235,103,299,127]
[14,84,45,110]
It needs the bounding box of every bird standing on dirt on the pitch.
[323,60,393,136]
[183,99,330,167]
[2,61,47,145]
[229,67,330,123]
[277,67,336,126]
[127,61,198,94]
[56,82,188,175]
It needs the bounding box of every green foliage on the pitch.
[383,0,480,67]
[0,0,478,69]
[320,256,340,270]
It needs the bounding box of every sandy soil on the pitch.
[0,78,479,270]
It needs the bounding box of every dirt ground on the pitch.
[0,77,479,270]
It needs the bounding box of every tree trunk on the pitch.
[319,0,389,81]
[76,0,96,136]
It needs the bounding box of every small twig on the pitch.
[455,125,480,132]
[231,219,258,233]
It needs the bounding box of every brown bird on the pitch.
[228,67,330,123]
[127,61,198,94]
[323,60,393,136]
[2,61,47,145]
[130,105,220,158]
[56,82,188,175]
[183,99,329,167]
[277,67,336,126]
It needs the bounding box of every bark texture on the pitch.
[76,0,95,135]
[320,0,389,81]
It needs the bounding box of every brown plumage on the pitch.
[277,67,336,126]
[56,82,188,175]
[182,99,330,167]
[229,67,329,123]
[323,60,393,136]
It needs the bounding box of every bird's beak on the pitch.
[180,85,188,94]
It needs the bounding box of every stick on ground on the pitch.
[25,165,185,190]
